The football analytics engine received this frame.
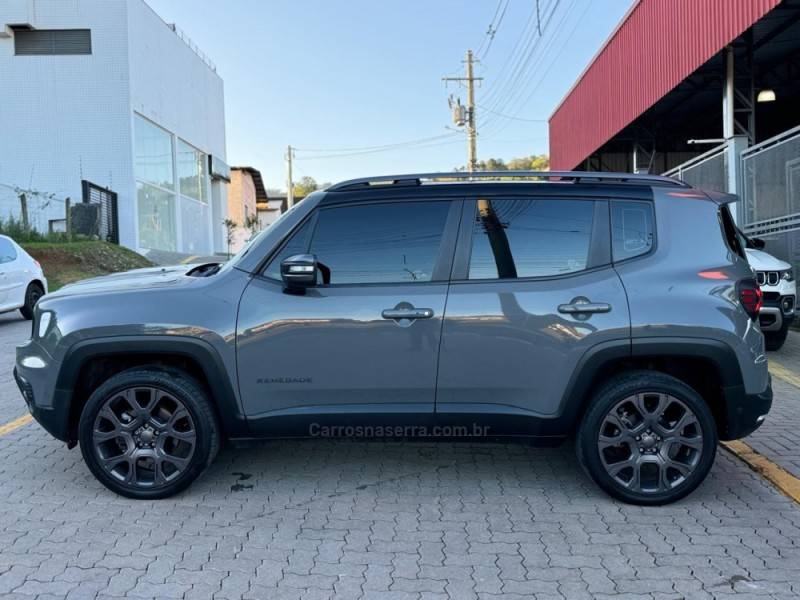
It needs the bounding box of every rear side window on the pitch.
[468,198,595,279]
[0,238,17,264]
[611,201,654,262]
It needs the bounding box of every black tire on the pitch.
[764,320,790,351]
[576,371,717,506]
[79,367,220,499]
[19,282,44,320]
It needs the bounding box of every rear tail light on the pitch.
[738,278,762,320]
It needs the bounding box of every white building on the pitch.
[0,0,229,256]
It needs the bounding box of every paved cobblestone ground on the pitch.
[748,331,800,480]
[1,312,800,599]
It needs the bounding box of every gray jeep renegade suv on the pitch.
[14,171,772,505]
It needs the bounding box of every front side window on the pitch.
[0,238,17,264]
[468,198,595,279]
[298,201,451,285]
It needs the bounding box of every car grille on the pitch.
[756,271,780,286]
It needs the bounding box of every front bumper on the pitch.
[759,294,795,332]
[720,375,772,440]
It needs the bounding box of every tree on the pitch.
[223,218,237,258]
[244,214,260,237]
[293,176,318,197]
[455,154,549,172]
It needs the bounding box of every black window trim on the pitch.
[260,197,463,288]
[451,195,613,284]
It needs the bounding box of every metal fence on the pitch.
[740,125,800,237]
[81,180,119,244]
[662,143,729,193]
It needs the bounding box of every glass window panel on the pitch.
[177,140,208,203]
[468,198,594,280]
[0,238,17,264]
[137,182,176,251]
[264,218,313,280]
[180,196,210,254]
[611,200,655,261]
[309,202,450,285]
[134,115,174,190]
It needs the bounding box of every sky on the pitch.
[145,0,636,190]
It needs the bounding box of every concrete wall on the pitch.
[227,169,257,253]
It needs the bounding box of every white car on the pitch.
[743,241,796,351]
[0,235,48,320]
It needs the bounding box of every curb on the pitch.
[721,439,800,505]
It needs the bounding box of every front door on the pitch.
[236,198,461,431]
[436,195,631,424]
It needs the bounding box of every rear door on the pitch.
[436,195,631,420]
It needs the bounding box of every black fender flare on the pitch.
[54,335,248,439]
[556,336,744,433]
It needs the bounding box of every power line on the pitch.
[295,135,464,161]
[477,104,547,122]
[478,0,510,60]
[293,133,458,154]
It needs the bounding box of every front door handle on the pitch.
[382,307,434,320]
[558,298,612,315]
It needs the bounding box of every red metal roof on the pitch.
[548,0,781,170]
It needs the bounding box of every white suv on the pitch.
[744,241,795,350]
[0,235,48,319]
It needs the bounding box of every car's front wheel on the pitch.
[79,368,220,499]
[19,282,44,320]
[577,371,717,505]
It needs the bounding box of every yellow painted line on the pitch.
[769,362,800,390]
[0,414,33,437]
[722,440,800,505]
[180,255,199,264]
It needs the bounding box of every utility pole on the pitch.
[285,145,295,209]
[443,50,482,172]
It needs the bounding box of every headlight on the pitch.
[782,269,794,282]
[38,311,52,338]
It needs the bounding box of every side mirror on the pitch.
[281,254,318,291]
[748,237,766,250]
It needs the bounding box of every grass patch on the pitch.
[22,241,153,291]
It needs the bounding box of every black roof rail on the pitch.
[326,170,689,192]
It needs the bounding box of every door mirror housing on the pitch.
[281,254,318,291]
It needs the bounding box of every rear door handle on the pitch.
[558,301,611,314]
[382,308,434,320]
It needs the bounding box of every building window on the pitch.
[136,182,176,252]
[177,140,208,203]
[134,116,174,190]
[14,29,91,55]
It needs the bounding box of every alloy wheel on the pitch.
[92,386,197,488]
[597,392,704,494]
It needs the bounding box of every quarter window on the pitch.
[468,198,595,279]
[611,200,654,262]
[307,201,451,285]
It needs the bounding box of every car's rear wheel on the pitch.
[577,371,717,505]
[19,282,44,320]
[79,368,220,499]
